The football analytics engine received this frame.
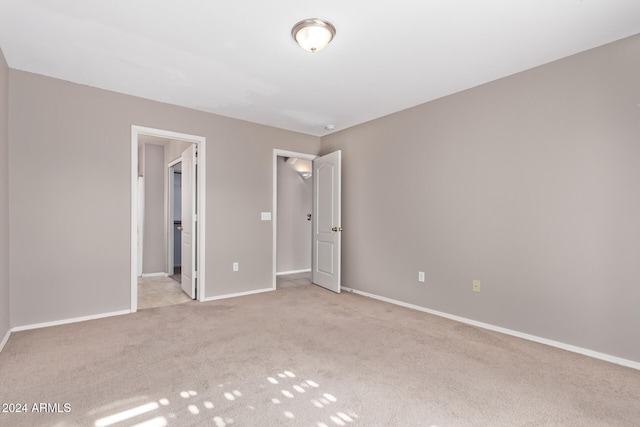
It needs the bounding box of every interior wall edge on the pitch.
[0,46,10,345]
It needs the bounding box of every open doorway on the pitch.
[131,126,207,312]
[137,139,189,309]
[273,149,343,293]
[273,150,316,290]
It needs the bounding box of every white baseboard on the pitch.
[343,287,640,371]
[202,287,274,302]
[0,328,10,354]
[141,272,168,278]
[276,269,311,276]
[11,310,131,332]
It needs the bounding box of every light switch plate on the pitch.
[261,212,272,221]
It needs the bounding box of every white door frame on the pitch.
[137,176,145,277]
[272,149,317,289]
[131,126,207,312]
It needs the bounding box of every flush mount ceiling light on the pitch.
[299,171,312,180]
[291,18,336,53]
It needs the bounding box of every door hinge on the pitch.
[194,271,198,279]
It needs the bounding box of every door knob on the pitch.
[177,226,184,231]
[331,226,343,232]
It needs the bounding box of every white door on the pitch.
[181,144,197,298]
[312,150,342,293]
[137,177,145,277]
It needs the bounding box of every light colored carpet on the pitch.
[276,272,312,290]
[138,275,192,310]
[1,285,639,426]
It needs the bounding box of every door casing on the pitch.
[130,126,207,312]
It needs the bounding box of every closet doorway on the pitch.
[272,148,343,293]
[273,150,315,289]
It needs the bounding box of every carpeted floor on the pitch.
[138,275,192,310]
[276,272,312,290]
[1,284,639,426]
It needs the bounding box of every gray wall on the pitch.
[8,69,320,327]
[142,143,166,274]
[0,48,9,340]
[320,34,640,363]
[277,157,312,272]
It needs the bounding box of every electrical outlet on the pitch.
[472,280,481,292]
[233,262,239,272]
[418,271,425,282]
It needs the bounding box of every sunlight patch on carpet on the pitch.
[131,416,167,427]
[94,402,159,426]
[92,369,359,426]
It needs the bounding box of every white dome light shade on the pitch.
[292,19,336,53]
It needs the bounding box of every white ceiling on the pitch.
[1,1,639,136]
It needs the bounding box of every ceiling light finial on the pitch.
[292,19,336,53]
